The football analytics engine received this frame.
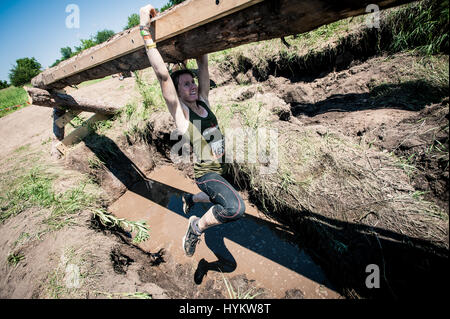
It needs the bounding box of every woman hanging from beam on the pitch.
[139,4,245,257]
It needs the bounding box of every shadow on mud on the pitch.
[291,80,448,117]
[84,132,448,299]
[83,132,336,293]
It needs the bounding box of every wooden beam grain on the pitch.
[32,0,415,90]
[26,87,121,114]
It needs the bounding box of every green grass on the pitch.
[92,209,150,244]
[110,71,168,139]
[0,165,98,231]
[0,86,29,118]
[7,252,25,266]
[134,71,165,112]
[386,0,449,55]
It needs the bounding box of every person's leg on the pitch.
[183,172,245,257]
[193,192,211,203]
[182,191,210,214]
[195,173,246,225]
[197,207,221,232]
[192,192,219,231]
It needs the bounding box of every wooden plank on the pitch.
[55,113,111,155]
[55,110,82,129]
[153,0,264,42]
[32,0,415,90]
[43,28,143,88]
[37,0,262,88]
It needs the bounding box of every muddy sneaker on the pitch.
[182,193,195,214]
[182,216,201,257]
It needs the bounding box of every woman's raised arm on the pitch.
[139,4,188,132]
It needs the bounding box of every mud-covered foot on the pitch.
[182,216,201,257]
[182,193,195,214]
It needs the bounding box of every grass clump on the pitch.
[111,70,168,140]
[7,252,25,266]
[222,274,261,299]
[92,209,150,244]
[0,165,97,231]
[134,71,166,112]
[0,86,29,118]
[385,0,449,55]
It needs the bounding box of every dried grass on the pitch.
[228,119,448,250]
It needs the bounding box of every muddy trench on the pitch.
[64,12,449,298]
[69,84,447,300]
[69,130,342,299]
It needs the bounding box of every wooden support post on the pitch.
[54,113,111,156]
[53,108,66,140]
[55,110,83,129]
[51,107,66,158]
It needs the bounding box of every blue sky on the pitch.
[0,0,166,83]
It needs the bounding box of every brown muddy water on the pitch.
[108,165,342,299]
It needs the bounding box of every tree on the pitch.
[94,29,115,44]
[74,39,96,54]
[60,47,73,60]
[9,57,41,87]
[160,0,185,12]
[0,80,9,89]
[51,59,61,68]
[124,13,140,30]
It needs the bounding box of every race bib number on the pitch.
[203,125,224,160]
[210,139,224,159]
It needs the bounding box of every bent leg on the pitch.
[195,172,245,231]
[197,207,221,232]
[193,192,211,203]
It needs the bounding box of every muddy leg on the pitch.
[197,207,221,232]
[193,192,211,203]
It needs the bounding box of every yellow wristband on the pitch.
[146,43,157,50]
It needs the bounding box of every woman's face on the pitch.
[177,73,198,103]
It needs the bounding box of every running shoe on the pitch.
[182,216,201,257]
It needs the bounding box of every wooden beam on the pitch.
[55,110,82,129]
[33,0,262,89]
[55,113,111,155]
[153,0,264,42]
[32,0,414,90]
[26,87,121,114]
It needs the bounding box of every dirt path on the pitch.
[0,105,53,159]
